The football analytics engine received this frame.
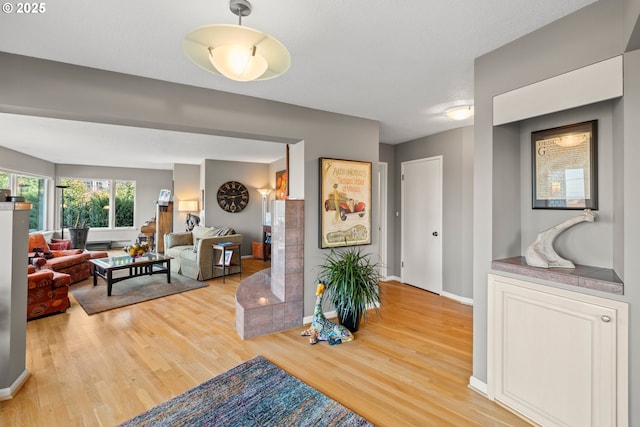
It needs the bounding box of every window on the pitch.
[115,180,135,227]
[18,175,47,232]
[59,178,135,229]
[0,172,8,189]
[1,170,48,232]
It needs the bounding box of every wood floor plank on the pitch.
[0,258,530,426]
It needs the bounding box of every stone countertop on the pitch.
[492,256,623,296]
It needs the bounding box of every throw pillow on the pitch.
[211,226,235,236]
[49,241,68,250]
[192,225,217,241]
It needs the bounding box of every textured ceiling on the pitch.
[0,0,597,168]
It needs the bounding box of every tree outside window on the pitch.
[59,178,135,229]
[0,172,8,189]
[1,171,47,231]
[17,175,47,231]
[115,180,135,227]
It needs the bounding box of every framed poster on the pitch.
[532,120,598,210]
[158,189,172,206]
[319,157,371,248]
[275,169,288,200]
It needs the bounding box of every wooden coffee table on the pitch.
[90,253,173,296]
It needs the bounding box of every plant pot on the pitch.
[68,227,89,250]
[338,312,361,333]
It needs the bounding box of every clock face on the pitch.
[216,181,249,213]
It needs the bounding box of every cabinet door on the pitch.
[488,274,627,427]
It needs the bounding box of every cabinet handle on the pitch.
[601,315,612,323]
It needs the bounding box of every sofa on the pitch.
[28,233,108,284]
[27,264,71,320]
[164,225,243,281]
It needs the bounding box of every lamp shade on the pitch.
[183,24,290,82]
[256,188,272,197]
[178,200,199,212]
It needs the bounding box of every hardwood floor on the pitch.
[0,258,530,426]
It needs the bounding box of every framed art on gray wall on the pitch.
[531,120,598,210]
[319,157,371,248]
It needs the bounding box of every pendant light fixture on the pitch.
[183,0,290,82]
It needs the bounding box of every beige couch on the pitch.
[164,226,243,281]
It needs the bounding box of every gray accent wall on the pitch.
[394,127,474,299]
[0,51,379,317]
[202,159,269,256]
[518,102,616,269]
[474,0,640,423]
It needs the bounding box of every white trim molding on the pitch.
[441,291,473,306]
[0,369,30,401]
[468,376,488,396]
[493,55,623,125]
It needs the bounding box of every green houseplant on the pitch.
[317,246,382,332]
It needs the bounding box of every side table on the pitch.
[212,243,242,283]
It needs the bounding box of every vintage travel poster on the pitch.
[319,158,371,248]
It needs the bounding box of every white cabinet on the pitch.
[488,274,628,427]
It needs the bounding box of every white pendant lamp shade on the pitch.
[184,23,290,82]
[209,44,268,82]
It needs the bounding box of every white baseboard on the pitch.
[468,376,488,396]
[384,275,402,282]
[0,369,30,401]
[441,291,473,306]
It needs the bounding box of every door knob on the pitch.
[432,231,438,237]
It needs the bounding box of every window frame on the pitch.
[57,177,136,230]
[1,169,50,232]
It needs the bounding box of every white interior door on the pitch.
[401,156,442,294]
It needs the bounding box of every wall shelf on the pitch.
[492,256,623,296]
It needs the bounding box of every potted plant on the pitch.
[317,246,382,332]
[68,212,89,250]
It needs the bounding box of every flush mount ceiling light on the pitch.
[446,105,474,121]
[183,0,290,82]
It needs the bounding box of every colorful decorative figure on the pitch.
[301,283,354,345]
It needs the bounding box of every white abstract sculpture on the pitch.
[525,209,596,268]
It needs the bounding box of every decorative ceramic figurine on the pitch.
[525,209,596,268]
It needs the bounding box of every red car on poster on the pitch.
[324,189,366,221]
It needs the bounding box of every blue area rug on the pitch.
[119,355,374,426]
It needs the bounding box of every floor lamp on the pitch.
[56,185,69,239]
[256,188,273,225]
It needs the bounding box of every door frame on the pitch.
[377,162,388,279]
[400,155,443,294]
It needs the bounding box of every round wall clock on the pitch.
[216,181,249,213]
